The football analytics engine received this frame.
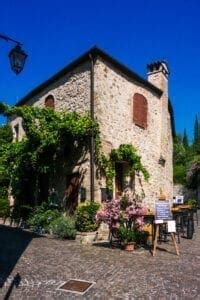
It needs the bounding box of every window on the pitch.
[133,93,148,129]
[45,94,55,109]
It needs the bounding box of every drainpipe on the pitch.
[89,53,95,202]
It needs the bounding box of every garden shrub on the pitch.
[184,199,197,208]
[28,204,61,232]
[49,215,76,239]
[173,165,186,184]
[135,230,149,245]
[0,198,10,218]
[75,201,100,232]
[10,205,33,225]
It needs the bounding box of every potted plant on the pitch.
[96,196,148,251]
[118,225,137,251]
[75,201,100,244]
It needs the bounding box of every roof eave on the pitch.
[16,46,162,106]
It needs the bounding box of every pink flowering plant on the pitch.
[96,196,148,244]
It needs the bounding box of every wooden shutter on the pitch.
[133,93,148,129]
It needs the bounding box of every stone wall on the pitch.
[9,56,173,210]
[173,184,197,202]
[10,61,92,203]
[94,58,173,208]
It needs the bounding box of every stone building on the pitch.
[10,47,175,209]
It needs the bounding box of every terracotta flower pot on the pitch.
[123,242,135,252]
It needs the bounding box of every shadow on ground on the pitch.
[0,225,41,288]
[92,241,152,253]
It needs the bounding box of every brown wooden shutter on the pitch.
[133,93,148,129]
[45,95,55,109]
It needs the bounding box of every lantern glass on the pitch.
[8,44,28,74]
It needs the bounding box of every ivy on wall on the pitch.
[97,144,150,191]
[0,102,150,204]
[0,103,99,205]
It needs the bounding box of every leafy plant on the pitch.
[187,160,200,188]
[135,230,149,245]
[118,226,137,243]
[75,201,100,232]
[173,165,187,184]
[0,198,10,218]
[10,204,33,224]
[49,215,76,239]
[96,197,148,245]
[97,144,150,191]
[0,103,99,206]
[28,204,61,232]
[184,199,197,208]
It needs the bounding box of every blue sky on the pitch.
[0,0,200,141]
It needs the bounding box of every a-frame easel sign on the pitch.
[153,199,179,257]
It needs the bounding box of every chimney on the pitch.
[147,61,169,94]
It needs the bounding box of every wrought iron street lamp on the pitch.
[0,33,28,74]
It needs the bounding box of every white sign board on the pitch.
[167,220,176,232]
[174,195,184,204]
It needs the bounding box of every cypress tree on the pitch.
[194,115,199,144]
[183,129,189,149]
[193,115,200,153]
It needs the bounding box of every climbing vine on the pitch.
[97,144,150,191]
[0,103,99,204]
[0,102,150,204]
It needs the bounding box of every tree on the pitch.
[173,134,188,184]
[193,115,200,153]
[0,103,99,206]
[0,124,13,218]
[0,124,13,144]
[173,134,186,165]
[183,129,189,149]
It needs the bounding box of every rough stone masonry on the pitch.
[10,47,174,210]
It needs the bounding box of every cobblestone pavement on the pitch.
[0,216,200,299]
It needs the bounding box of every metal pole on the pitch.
[0,33,22,45]
[89,53,95,202]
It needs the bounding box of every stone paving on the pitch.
[0,217,200,299]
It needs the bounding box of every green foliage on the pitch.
[118,226,137,243]
[0,124,13,144]
[28,204,61,231]
[0,124,13,218]
[193,115,200,154]
[120,195,129,210]
[10,205,33,224]
[118,225,149,244]
[135,230,149,245]
[187,159,200,188]
[97,153,116,190]
[173,134,187,165]
[194,115,200,144]
[184,199,197,208]
[0,103,99,205]
[97,144,150,191]
[49,215,76,239]
[75,201,100,232]
[183,129,189,149]
[0,104,150,205]
[110,144,150,180]
[173,165,187,184]
[0,198,10,218]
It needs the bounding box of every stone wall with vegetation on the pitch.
[10,61,92,204]
[94,58,173,208]
[9,57,173,208]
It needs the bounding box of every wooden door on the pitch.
[115,163,124,198]
[65,173,81,213]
